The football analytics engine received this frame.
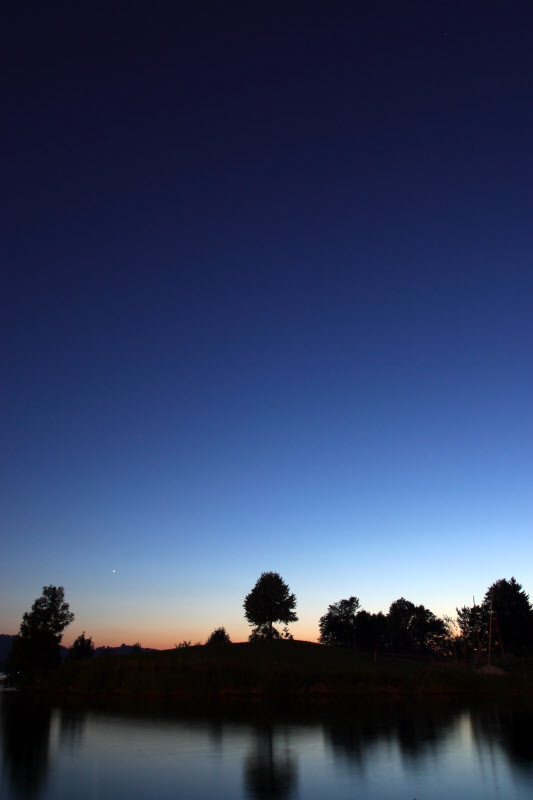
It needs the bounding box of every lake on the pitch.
[1,692,532,800]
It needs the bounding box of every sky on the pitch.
[1,2,532,649]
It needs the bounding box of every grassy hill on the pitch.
[36,640,531,698]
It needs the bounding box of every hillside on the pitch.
[35,640,531,698]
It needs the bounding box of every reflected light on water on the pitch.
[1,696,532,800]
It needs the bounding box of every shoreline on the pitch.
[7,640,531,699]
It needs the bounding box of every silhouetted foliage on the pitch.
[6,634,58,683]
[68,632,95,661]
[482,577,533,655]
[353,610,388,652]
[206,626,232,645]
[456,601,487,658]
[248,624,294,642]
[319,597,360,649]
[387,597,448,656]
[6,586,74,681]
[249,624,280,641]
[131,642,142,653]
[456,577,533,658]
[19,585,75,640]
[244,572,298,640]
[319,600,389,652]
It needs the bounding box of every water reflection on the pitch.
[470,705,533,779]
[243,722,297,800]
[57,704,86,751]
[323,702,458,772]
[1,694,51,800]
[0,694,532,800]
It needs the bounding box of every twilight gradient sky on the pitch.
[2,2,532,648]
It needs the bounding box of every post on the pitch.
[488,593,493,666]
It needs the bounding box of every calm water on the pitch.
[1,692,532,800]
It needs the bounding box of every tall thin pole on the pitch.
[488,592,493,666]
[473,596,481,664]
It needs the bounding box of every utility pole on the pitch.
[488,593,493,666]
[473,596,482,665]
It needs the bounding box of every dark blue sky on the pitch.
[2,2,532,646]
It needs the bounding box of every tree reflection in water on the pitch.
[0,694,532,800]
[58,703,87,751]
[1,694,52,800]
[243,722,297,800]
[469,705,533,779]
[323,701,459,775]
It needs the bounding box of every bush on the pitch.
[206,627,231,645]
[68,632,95,661]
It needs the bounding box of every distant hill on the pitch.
[0,634,157,668]
[94,644,159,656]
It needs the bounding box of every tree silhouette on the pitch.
[244,572,298,640]
[319,597,360,649]
[206,626,232,645]
[482,577,533,655]
[456,599,488,659]
[457,577,533,658]
[387,597,447,655]
[68,632,95,661]
[351,610,387,652]
[6,585,74,681]
[17,585,74,639]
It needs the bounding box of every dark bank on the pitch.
[25,639,533,699]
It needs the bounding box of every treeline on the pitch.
[318,596,449,657]
[455,577,533,659]
[240,572,533,660]
[318,578,533,660]
[5,574,533,686]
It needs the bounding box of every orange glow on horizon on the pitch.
[62,622,320,651]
